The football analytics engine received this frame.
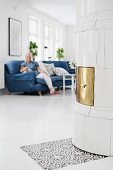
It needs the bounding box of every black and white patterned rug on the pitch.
[20,138,105,170]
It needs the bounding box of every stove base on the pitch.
[72,102,113,156]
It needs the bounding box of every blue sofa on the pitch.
[5,60,75,93]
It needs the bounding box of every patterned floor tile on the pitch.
[20,138,106,170]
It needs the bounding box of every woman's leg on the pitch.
[37,73,55,94]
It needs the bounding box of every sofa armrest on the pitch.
[68,69,75,74]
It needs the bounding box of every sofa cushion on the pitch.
[44,63,55,75]
[13,72,35,81]
[43,61,69,72]
[6,60,23,74]
[51,76,63,83]
[54,67,70,76]
[38,61,50,76]
[36,78,46,85]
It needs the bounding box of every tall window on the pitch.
[29,16,41,61]
[44,25,63,60]
[44,24,51,60]
[54,29,62,57]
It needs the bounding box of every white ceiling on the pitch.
[22,0,76,25]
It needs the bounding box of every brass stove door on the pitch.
[76,67,95,106]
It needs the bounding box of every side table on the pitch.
[63,74,75,92]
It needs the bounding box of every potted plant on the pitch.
[56,48,64,60]
[69,60,76,69]
[29,41,38,61]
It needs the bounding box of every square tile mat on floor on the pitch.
[20,138,106,170]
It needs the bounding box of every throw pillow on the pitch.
[44,63,55,75]
[54,67,70,76]
[38,62,50,76]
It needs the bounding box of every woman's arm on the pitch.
[20,66,28,73]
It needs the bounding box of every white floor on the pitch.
[0,90,113,170]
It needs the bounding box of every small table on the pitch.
[63,74,75,92]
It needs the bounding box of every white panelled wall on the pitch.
[0,0,68,63]
[72,0,113,156]
[0,64,4,89]
[0,0,28,63]
[65,26,76,61]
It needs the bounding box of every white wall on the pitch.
[0,0,66,63]
[65,26,76,62]
[0,0,29,63]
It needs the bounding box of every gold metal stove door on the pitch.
[76,66,95,106]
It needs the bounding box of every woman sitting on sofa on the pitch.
[20,53,56,94]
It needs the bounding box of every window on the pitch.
[44,25,63,60]
[29,16,41,61]
[29,16,64,61]
[44,24,51,60]
[54,29,62,58]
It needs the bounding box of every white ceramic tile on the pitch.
[85,117,110,155]
[72,113,85,150]
[105,30,113,68]
[90,107,113,120]
[77,31,97,67]
[72,101,91,116]
[95,30,105,68]
[94,68,113,107]
[110,120,113,156]
[76,30,107,68]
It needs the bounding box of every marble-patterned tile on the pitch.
[21,138,105,170]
